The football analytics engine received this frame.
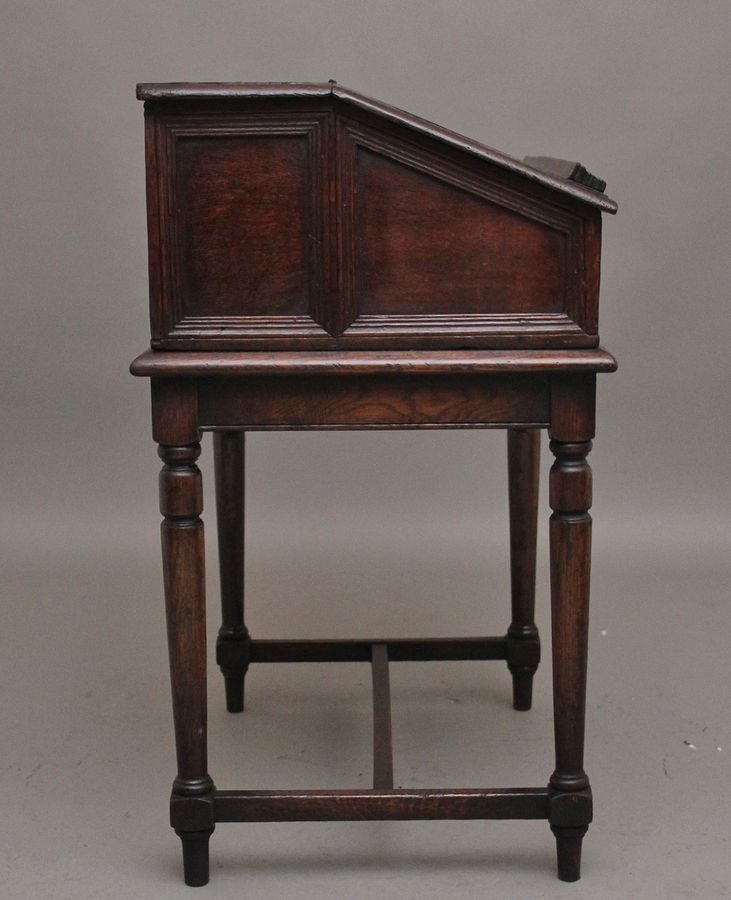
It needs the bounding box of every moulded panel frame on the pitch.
[144,101,335,346]
[335,109,600,348]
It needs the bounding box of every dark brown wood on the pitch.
[332,86,616,212]
[546,376,595,881]
[213,432,249,713]
[137,82,617,212]
[552,826,588,882]
[334,113,599,345]
[132,82,618,887]
[214,788,549,822]
[137,82,333,100]
[198,374,549,430]
[132,348,618,378]
[175,132,317,320]
[143,103,332,347]
[159,442,214,886]
[177,830,213,888]
[150,378,198,445]
[354,148,566,317]
[548,438,592,795]
[139,83,616,352]
[371,645,394,789]
[550,374,597,443]
[248,636,509,663]
[506,429,541,710]
[523,157,607,194]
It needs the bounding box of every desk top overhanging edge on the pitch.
[137,81,617,215]
[130,348,618,378]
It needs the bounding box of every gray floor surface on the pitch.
[3,518,729,899]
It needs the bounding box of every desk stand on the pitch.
[131,349,615,886]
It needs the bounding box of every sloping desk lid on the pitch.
[137,81,617,214]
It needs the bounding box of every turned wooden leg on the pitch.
[547,435,593,882]
[506,428,541,710]
[213,431,250,713]
[159,442,215,887]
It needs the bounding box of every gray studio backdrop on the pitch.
[2,3,729,899]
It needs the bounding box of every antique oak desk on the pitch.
[130,82,618,887]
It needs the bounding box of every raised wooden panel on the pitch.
[335,118,595,348]
[146,109,331,344]
[197,374,549,429]
[176,135,310,318]
[355,148,566,317]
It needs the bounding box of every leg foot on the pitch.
[552,825,587,882]
[509,665,534,711]
[179,828,213,887]
[223,668,245,713]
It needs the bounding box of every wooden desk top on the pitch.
[131,348,617,378]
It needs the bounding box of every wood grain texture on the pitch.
[146,107,331,345]
[550,374,597,442]
[150,378,198,444]
[138,82,333,100]
[176,135,310,318]
[158,443,211,793]
[133,81,619,888]
[354,148,565,316]
[137,82,617,212]
[547,377,596,882]
[131,348,618,377]
[548,439,593,795]
[141,85,615,350]
[159,442,214,886]
[335,112,597,346]
[332,86,617,213]
[197,373,549,430]
[214,788,550,822]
